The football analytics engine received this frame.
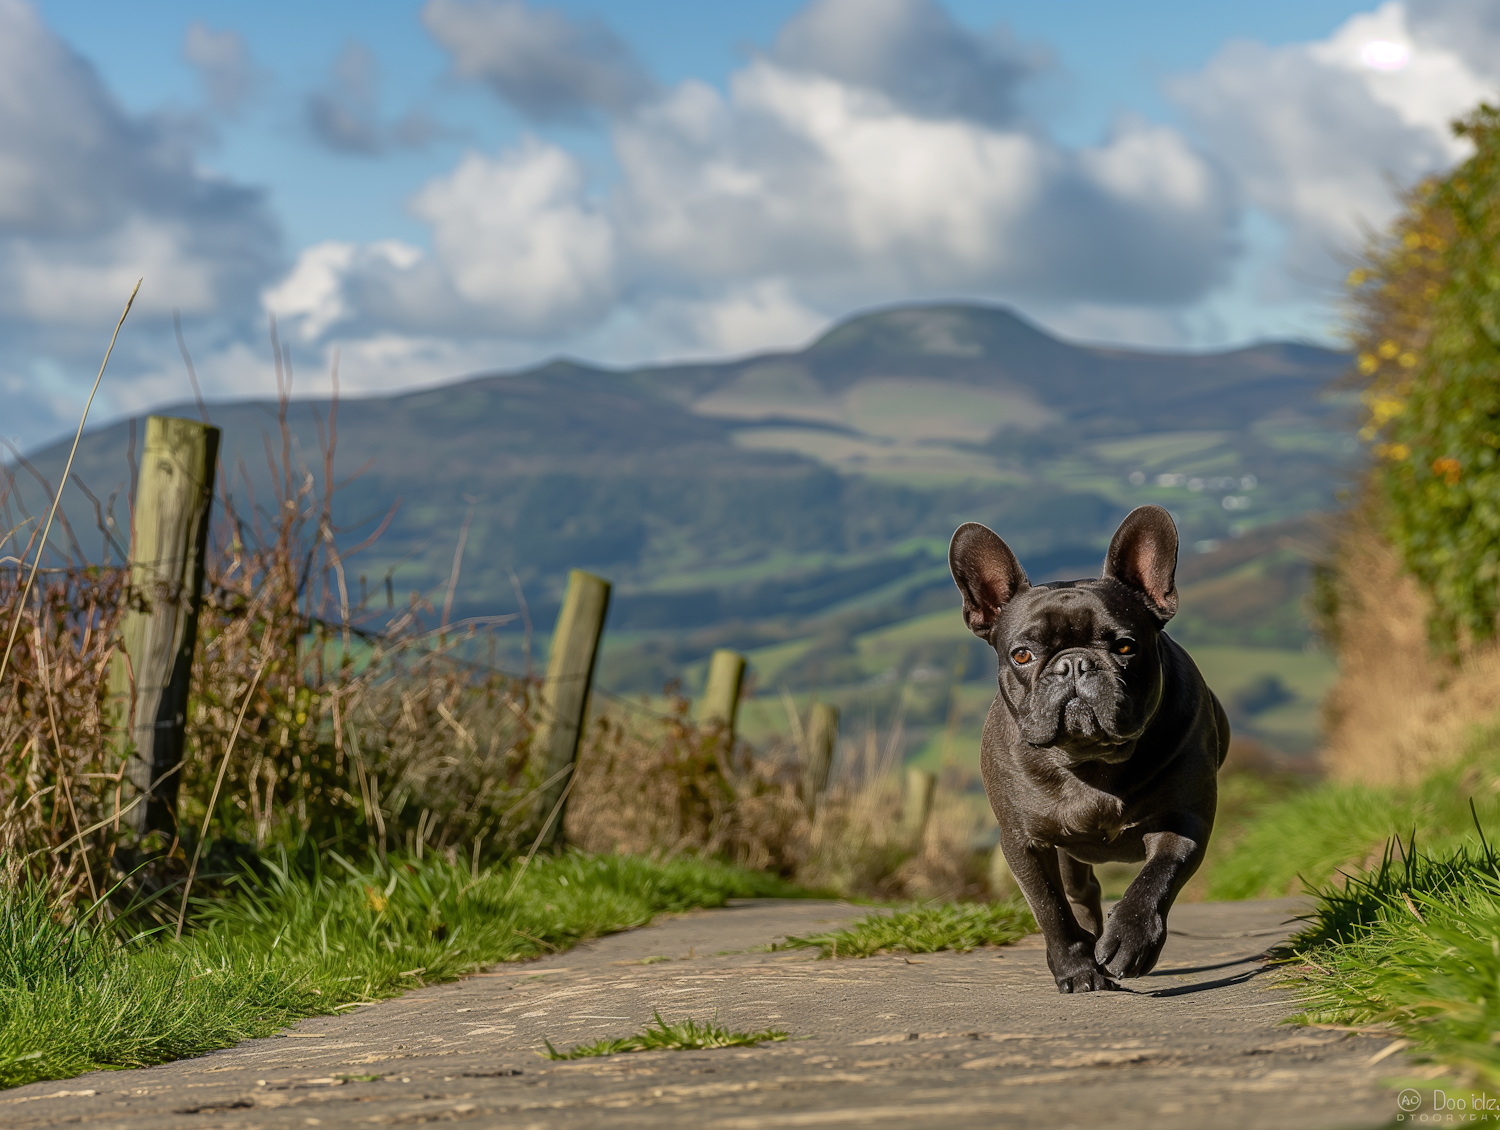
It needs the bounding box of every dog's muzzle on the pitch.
[1062,696,1102,737]
[1020,648,1128,749]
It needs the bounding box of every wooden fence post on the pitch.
[534,569,610,847]
[802,702,838,814]
[902,766,936,842]
[108,416,220,839]
[699,649,746,743]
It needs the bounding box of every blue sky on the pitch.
[7,0,1497,448]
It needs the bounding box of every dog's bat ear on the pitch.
[1103,505,1179,622]
[949,523,1029,640]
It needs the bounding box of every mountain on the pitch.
[11,303,1355,753]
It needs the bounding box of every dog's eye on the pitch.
[1112,640,1135,655]
[1011,648,1034,664]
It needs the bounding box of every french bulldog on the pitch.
[949,504,1229,993]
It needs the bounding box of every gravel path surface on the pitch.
[4,898,1405,1129]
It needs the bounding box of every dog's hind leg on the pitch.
[1057,850,1103,937]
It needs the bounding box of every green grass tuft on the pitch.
[542,1010,788,1059]
[0,851,799,1090]
[777,899,1035,959]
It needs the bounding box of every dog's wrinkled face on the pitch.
[950,505,1181,763]
[995,581,1164,760]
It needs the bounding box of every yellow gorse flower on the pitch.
[1363,394,1406,428]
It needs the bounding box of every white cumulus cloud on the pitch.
[305,40,443,156]
[269,139,615,342]
[1171,0,1491,282]
[772,0,1044,126]
[0,0,279,327]
[614,62,1233,305]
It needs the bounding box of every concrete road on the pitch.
[3,898,1406,1129]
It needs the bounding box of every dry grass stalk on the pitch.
[0,563,125,902]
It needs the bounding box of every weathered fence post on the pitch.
[534,569,611,847]
[902,766,936,842]
[108,415,220,839]
[699,648,746,743]
[802,702,838,814]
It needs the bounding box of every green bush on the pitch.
[1352,103,1500,651]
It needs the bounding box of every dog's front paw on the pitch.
[1054,965,1120,993]
[1048,942,1121,993]
[1095,906,1166,979]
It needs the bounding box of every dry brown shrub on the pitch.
[182,460,549,863]
[567,694,992,899]
[1320,497,1500,784]
[565,690,756,861]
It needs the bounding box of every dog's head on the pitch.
[949,505,1179,763]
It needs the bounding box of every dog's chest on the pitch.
[997,760,1135,853]
[1042,776,1126,840]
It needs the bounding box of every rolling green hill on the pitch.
[11,303,1353,759]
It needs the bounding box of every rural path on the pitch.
[6,898,1407,1130]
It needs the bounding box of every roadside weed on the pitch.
[543,1011,788,1059]
[778,899,1035,959]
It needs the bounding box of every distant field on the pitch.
[732,425,1021,482]
[1091,431,1233,467]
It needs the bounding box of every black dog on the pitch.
[949,505,1229,993]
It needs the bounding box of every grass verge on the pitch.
[0,851,797,1090]
[542,1010,788,1059]
[778,899,1035,959]
[1205,724,1500,900]
[1279,830,1500,1085]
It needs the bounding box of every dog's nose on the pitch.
[1048,649,1097,680]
